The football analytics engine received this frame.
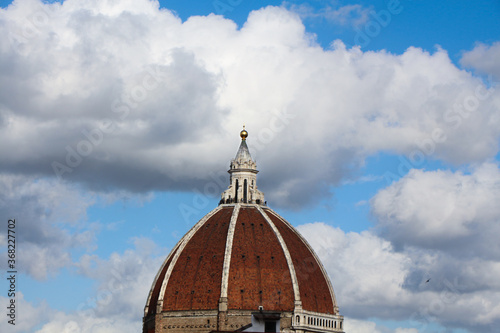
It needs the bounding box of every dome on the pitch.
[143,128,344,333]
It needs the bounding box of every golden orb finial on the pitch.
[240,125,248,140]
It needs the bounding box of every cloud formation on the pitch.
[0,293,50,333]
[1,0,499,209]
[0,174,95,279]
[12,237,164,333]
[371,163,500,258]
[299,222,500,332]
[461,42,500,80]
[298,163,500,332]
[286,2,371,27]
[1,1,500,332]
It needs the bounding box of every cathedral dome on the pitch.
[143,129,344,333]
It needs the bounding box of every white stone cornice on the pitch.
[228,168,259,174]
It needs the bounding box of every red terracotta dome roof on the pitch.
[145,204,338,315]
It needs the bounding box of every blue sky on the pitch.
[0,0,500,332]
[165,0,500,60]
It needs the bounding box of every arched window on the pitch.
[235,179,239,202]
[243,179,247,203]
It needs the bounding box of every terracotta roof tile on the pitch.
[227,207,294,311]
[162,207,233,311]
[264,209,335,314]
[146,205,336,315]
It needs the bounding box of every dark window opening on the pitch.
[235,179,239,202]
[243,179,248,203]
[265,321,276,332]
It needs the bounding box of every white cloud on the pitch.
[0,174,96,279]
[0,0,499,209]
[297,223,412,318]
[0,293,51,333]
[74,237,163,318]
[367,163,500,331]
[19,237,165,333]
[461,42,500,79]
[298,220,500,332]
[394,329,418,333]
[343,318,382,333]
[0,173,152,280]
[286,2,371,27]
[371,162,500,259]
[336,317,421,333]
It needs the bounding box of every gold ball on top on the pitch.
[240,126,248,140]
